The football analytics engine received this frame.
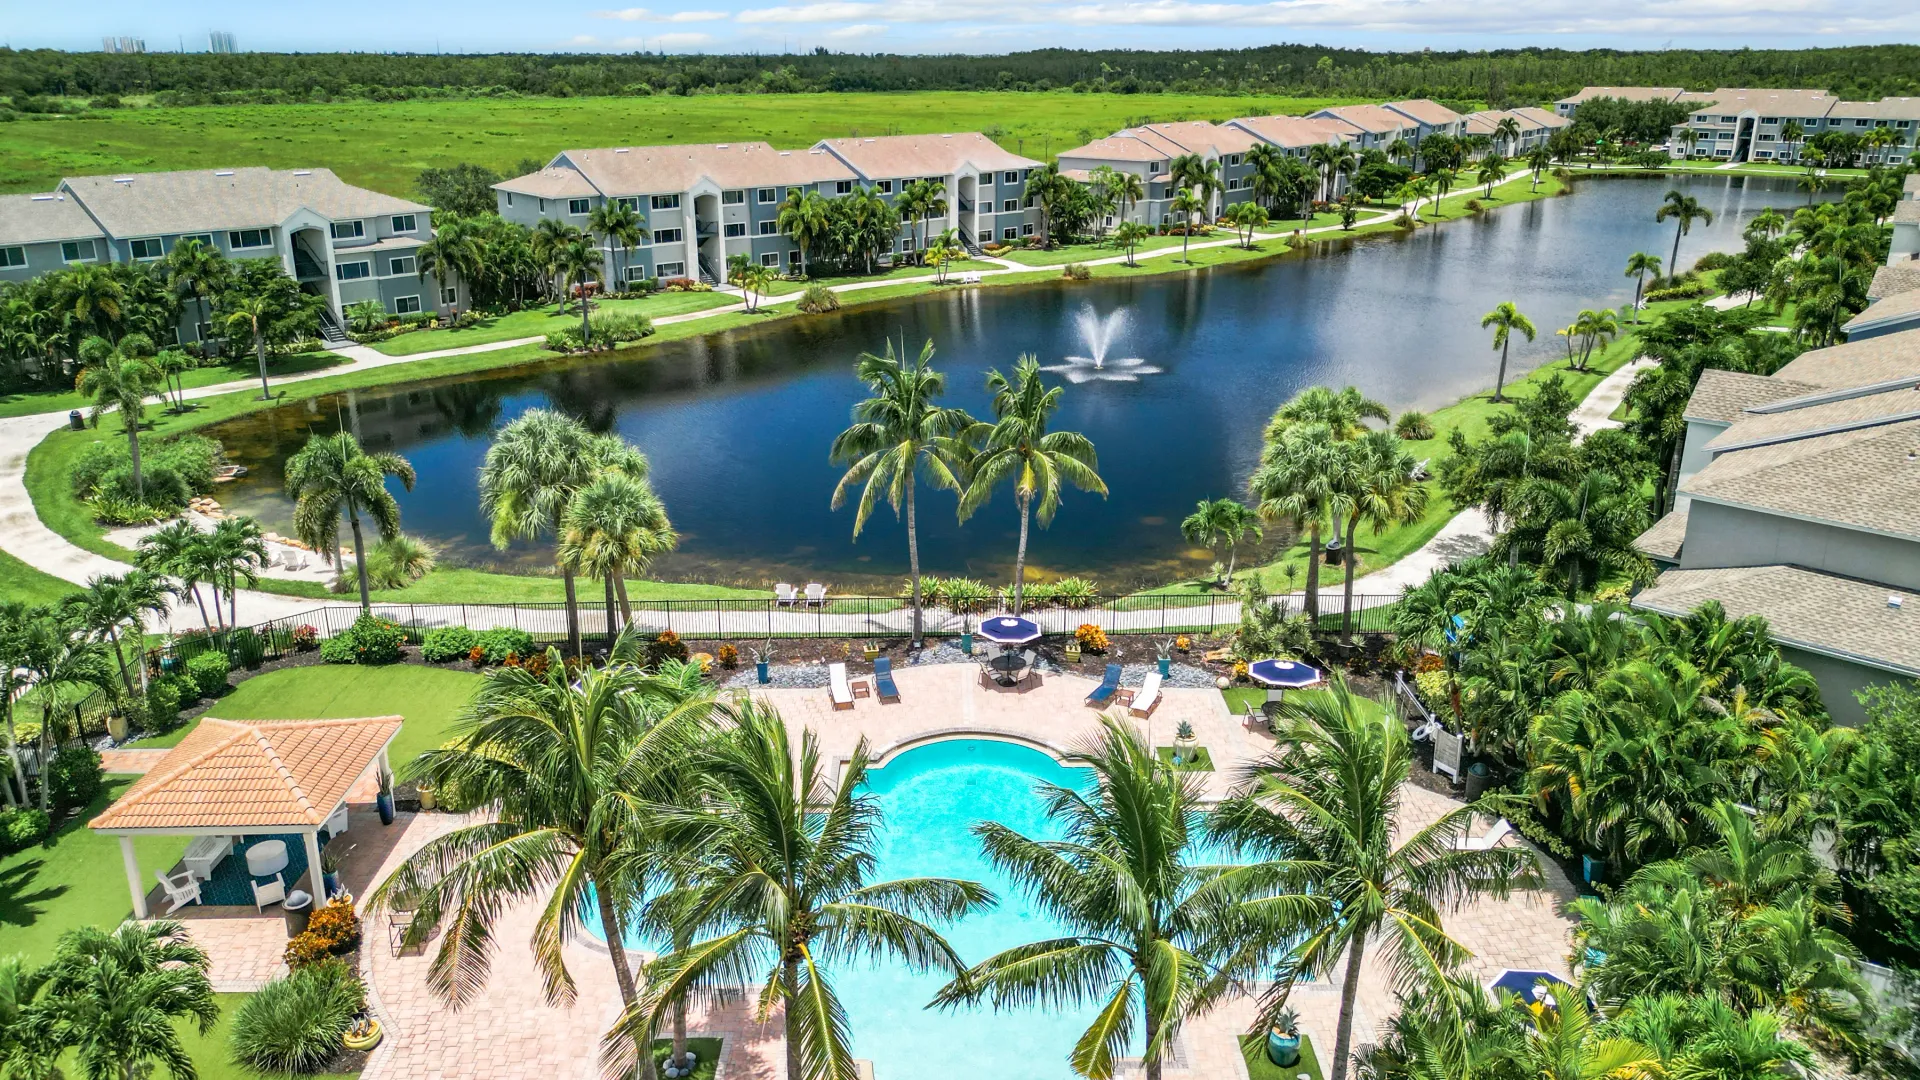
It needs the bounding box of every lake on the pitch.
[205,173,1811,592]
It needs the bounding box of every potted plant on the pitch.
[863,642,881,661]
[1064,638,1082,663]
[416,783,437,811]
[376,769,395,826]
[343,1016,383,1051]
[319,845,349,899]
[1156,638,1173,678]
[753,641,773,685]
[1266,1006,1303,1067]
[960,618,974,656]
[1172,720,1196,765]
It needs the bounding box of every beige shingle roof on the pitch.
[1057,136,1164,163]
[1633,565,1920,676]
[1829,97,1920,121]
[1905,174,1920,198]
[59,168,425,237]
[90,716,401,832]
[1385,99,1461,127]
[1690,88,1840,118]
[1133,120,1261,156]
[1895,203,1920,226]
[1510,106,1569,130]
[1556,87,1683,105]
[1846,289,1920,335]
[1227,114,1354,149]
[538,142,856,197]
[1774,329,1920,387]
[495,166,600,199]
[1682,417,1920,540]
[1685,368,1823,423]
[1871,264,1920,302]
[1704,386,1920,451]
[1311,104,1412,135]
[1635,506,1689,562]
[0,192,105,245]
[816,133,1039,181]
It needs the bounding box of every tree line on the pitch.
[3,43,1918,107]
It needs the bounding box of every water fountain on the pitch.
[1041,305,1162,383]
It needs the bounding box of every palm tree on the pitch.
[1493,116,1522,156]
[72,570,170,698]
[590,200,649,289]
[1477,154,1506,198]
[1028,163,1068,249]
[1515,994,1661,1080]
[163,237,227,346]
[371,635,707,1079]
[1249,421,1346,622]
[830,339,973,645]
[1334,431,1428,641]
[1623,252,1662,323]
[1526,145,1553,191]
[1113,222,1151,267]
[203,516,269,627]
[1745,209,1786,244]
[284,431,416,614]
[900,178,950,265]
[222,293,278,400]
[777,188,831,277]
[1180,497,1262,587]
[417,219,480,316]
[1170,187,1205,263]
[60,263,127,341]
[559,471,675,633]
[1779,120,1805,163]
[136,519,216,632]
[154,348,194,413]
[531,219,583,303]
[1655,190,1714,274]
[1266,385,1389,443]
[1386,137,1413,166]
[936,716,1314,1080]
[1109,171,1145,225]
[1571,308,1619,372]
[15,608,114,810]
[75,333,161,503]
[553,237,605,344]
[925,227,960,284]
[609,701,992,1080]
[29,921,219,1080]
[958,357,1107,614]
[1211,676,1541,1080]
[1480,301,1536,403]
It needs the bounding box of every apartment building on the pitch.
[1553,86,1691,118]
[1554,85,1920,164]
[0,167,447,342]
[1633,326,1920,723]
[1461,107,1569,155]
[1889,173,1920,267]
[494,133,1042,282]
[1055,121,1261,227]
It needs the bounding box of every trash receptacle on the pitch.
[283,890,314,938]
[68,410,86,431]
[1464,761,1492,801]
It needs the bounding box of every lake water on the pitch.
[206,174,1812,591]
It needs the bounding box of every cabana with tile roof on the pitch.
[90,716,401,919]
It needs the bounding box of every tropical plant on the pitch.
[1333,430,1429,640]
[1569,308,1619,372]
[958,357,1107,615]
[1224,200,1269,248]
[829,339,974,644]
[1180,497,1262,587]
[777,188,831,277]
[284,431,416,614]
[365,534,439,591]
[135,519,218,631]
[71,570,170,699]
[1112,221,1151,267]
[726,255,777,313]
[230,958,366,1074]
[1170,187,1206,263]
[559,469,675,633]
[1248,421,1345,622]
[797,283,839,314]
[417,217,480,315]
[1477,154,1506,197]
[1480,301,1536,402]
[554,236,606,343]
[590,200,649,288]
[222,292,279,400]
[27,920,220,1080]
[76,333,162,503]
[1655,190,1714,274]
[1623,252,1662,324]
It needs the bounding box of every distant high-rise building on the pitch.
[102,37,147,54]
[208,31,237,54]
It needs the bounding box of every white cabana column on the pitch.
[120,836,148,919]
[304,829,325,900]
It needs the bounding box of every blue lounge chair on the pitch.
[1086,663,1122,706]
[872,656,900,702]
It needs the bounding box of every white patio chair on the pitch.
[324,804,350,837]
[1455,817,1515,851]
[774,583,798,606]
[828,662,854,711]
[252,871,287,911]
[1128,672,1163,718]
[805,583,828,607]
[156,869,202,915]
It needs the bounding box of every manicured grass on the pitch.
[651,1038,722,1080]
[171,993,361,1080]
[1155,745,1215,771]
[0,92,1368,197]
[999,232,1199,267]
[762,259,1000,295]
[0,546,80,606]
[243,566,770,603]
[369,291,740,356]
[1242,1032,1326,1080]
[129,664,482,770]
[0,351,350,420]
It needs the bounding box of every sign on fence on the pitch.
[1432,728,1464,784]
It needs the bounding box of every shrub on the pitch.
[716,643,739,668]
[366,535,437,590]
[231,959,365,1074]
[472,627,535,665]
[1691,250,1735,272]
[421,626,478,663]
[660,276,708,292]
[544,326,585,352]
[1394,410,1436,441]
[227,626,269,669]
[71,433,220,512]
[46,745,104,812]
[186,651,231,699]
[1050,577,1099,609]
[1464,198,1484,213]
[1075,624,1110,653]
[646,630,690,668]
[1062,263,1092,281]
[797,283,840,314]
[320,615,406,665]
[302,897,362,956]
[1644,281,1713,302]
[1394,212,1415,229]
[0,807,51,853]
[144,677,184,732]
[289,624,319,651]
[588,310,653,346]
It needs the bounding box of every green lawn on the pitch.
[0,547,80,606]
[762,259,1000,295]
[0,350,350,420]
[369,291,741,356]
[129,664,483,771]
[1242,1032,1326,1080]
[171,994,360,1080]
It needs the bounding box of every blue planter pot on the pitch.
[757,660,770,685]
[322,871,340,898]
[376,791,395,825]
[961,632,974,655]
[1266,1031,1302,1067]
[1157,657,1171,677]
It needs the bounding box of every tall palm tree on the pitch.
[1480,301,1535,403]
[1655,190,1714,274]
[1570,308,1619,372]
[609,701,992,1080]
[1110,171,1146,225]
[589,200,649,290]
[1265,385,1389,443]
[203,516,269,628]
[15,608,113,810]
[1493,116,1522,156]
[1170,188,1206,263]
[59,263,127,342]
[1248,421,1346,622]
[553,237,605,344]
[1526,145,1553,191]
[936,716,1315,1080]
[531,219,583,303]
[1386,137,1413,166]
[417,219,481,316]
[1180,497,1262,587]
[1211,676,1542,1080]
[1334,431,1429,641]
[222,293,278,400]
[1779,120,1805,163]
[75,333,161,503]
[1113,222,1151,267]
[284,431,415,614]
[1477,154,1506,198]
[1623,252,1662,323]
[958,357,1107,614]
[559,471,675,633]
[72,570,170,698]
[777,188,831,278]
[829,339,974,644]
[371,634,707,1080]
[136,519,216,632]
[27,921,219,1080]
[163,237,228,346]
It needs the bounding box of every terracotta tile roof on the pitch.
[1684,368,1822,423]
[90,716,401,832]
[1870,264,1920,302]
[1773,328,1920,386]
[1633,565,1920,676]
[1133,120,1261,156]
[1634,506,1689,562]
[1681,417,1920,540]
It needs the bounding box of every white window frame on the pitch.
[758,221,778,235]
[900,237,915,252]
[129,237,163,260]
[0,246,24,268]
[179,233,213,248]
[1002,171,1019,184]
[442,286,457,304]
[334,260,371,281]
[760,252,779,267]
[390,214,417,233]
[568,198,591,216]
[788,250,802,266]
[652,228,683,244]
[654,261,686,279]
[62,240,98,262]
[228,229,270,250]
[757,188,777,204]
[1001,227,1018,241]
[724,222,746,237]
[651,194,681,210]
[1003,199,1018,212]
[835,181,853,195]
[330,220,365,240]
[616,196,641,211]
[878,180,893,193]
[625,265,649,282]
[979,173,994,186]
[392,295,421,315]
[721,189,745,205]
[1021,223,1034,236]
[388,256,416,276]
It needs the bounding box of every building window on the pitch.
[655,262,685,278]
[1226,178,1240,190]
[651,194,681,210]
[334,260,371,281]
[442,286,457,304]
[724,222,746,237]
[1002,199,1018,212]
[979,173,993,186]
[129,237,163,260]
[1719,115,1735,123]
[653,228,683,244]
[1718,131,1734,139]
[835,181,853,195]
[788,250,802,266]
[899,207,913,223]
[722,189,745,205]
[228,229,270,249]
[1760,117,1778,125]
[388,256,416,275]
[900,238,915,253]
[1855,118,1869,127]
[568,198,591,216]
[758,221,778,235]
[179,233,213,248]
[625,266,649,282]
[393,295,421,315]
[1002,227,1018,240]
[1021,223,1034,236]
[0,247,23,268]
[1003,171,1019,184]
[878,180,893,193]
[761,252,779,267]
[62,240,98,262]
[1229,154,1242,165]
[506,192,515,207]
[758,188,777,204]
[330,220,364,240]
[1755,151,1772,159]
[391,214,417,233]
[1758,133,1775,141]
[616,197,640,211]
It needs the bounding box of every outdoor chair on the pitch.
[774,583,798,606]
[1455,817,1515,851]
[1241,700,1269,731]
[388,899,418,957]
[828,662,855,710]
[1018,649,1040,687]
[156,869,202,915]
[324,804,350,838]
[1129,672,1163,718]
[872,656,899,702]
[252,871,287,911]
[1085,663,1122,707]
[805,583,829,606]
[181,835,232,881]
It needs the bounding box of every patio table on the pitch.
[245,839,289,879]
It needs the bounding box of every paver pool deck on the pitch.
[160,663,1576,1080]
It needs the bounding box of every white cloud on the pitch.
[567,33,603,44]
[591,7,651,18]
[666,9,731,20]
[652,30,719,45]
[824,22,888,36]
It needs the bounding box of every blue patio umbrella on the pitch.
[976,616,1041,646]
[1248,659,1320,688]
[1490,969,1573,1005]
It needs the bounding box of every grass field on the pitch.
[370,289,740,355]
[0,92,1368,197]
[0,349,350,420]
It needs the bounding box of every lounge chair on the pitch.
[251,871,287,911]
[774,583,798,606]
[805,583,828,607]
[828,662,855,710]
[1128,672,1163,718]
[156,868,202,915]
[1455,817,1514,851]
[872,656,899,702]
[1085,663,1122,706]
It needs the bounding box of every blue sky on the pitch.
[8,0,1916,56]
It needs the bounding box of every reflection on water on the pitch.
[205,175,1817,591]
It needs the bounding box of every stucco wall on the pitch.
[1679,499,1920,592]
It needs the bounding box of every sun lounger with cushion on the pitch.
[1454,817,1514,851]
[872,656,899,701]
[1128,672,1163,717]
[828,662,855,710]
[1086,663,1123,706]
